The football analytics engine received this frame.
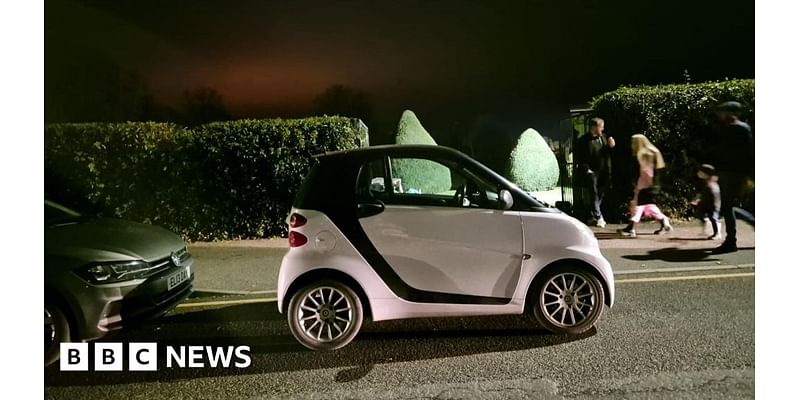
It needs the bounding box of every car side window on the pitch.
[356,159,390,200]
[460,167,501,209]
[386,157,499,209]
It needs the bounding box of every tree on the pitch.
[506,128,560,192]
[45,52,151,123]
[312,84,372,123]
[181,87,230,126]
[393,110,451,193]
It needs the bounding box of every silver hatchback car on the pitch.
[44,200,194,366]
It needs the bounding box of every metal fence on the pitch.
[550,107,594,216]
[553,147,576,215]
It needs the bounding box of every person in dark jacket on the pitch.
[574,117,615,227]
[707,101,754,253]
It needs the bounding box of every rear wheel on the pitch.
[531,266,605,335]
[45,303,70,367]
[287,280,363,350]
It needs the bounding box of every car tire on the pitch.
[530,266,605,335]
[287,279,363,350]
[45,302,71,367]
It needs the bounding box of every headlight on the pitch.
[76,261,153,284]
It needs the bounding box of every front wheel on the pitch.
[287,280,363,350]
[45,303,71,367]
[530,266,605,335]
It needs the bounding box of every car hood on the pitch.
[45,218,186,267]
[520,211,598,249]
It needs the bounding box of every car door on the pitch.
[356,156,523,303]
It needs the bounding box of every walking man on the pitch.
[575,117,615,227]
[708,101,754,253]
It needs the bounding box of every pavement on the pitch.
[186,220,755,295]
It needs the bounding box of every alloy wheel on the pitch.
[296,286,354,342]
[539,272,598,328]
[287,280,363,350]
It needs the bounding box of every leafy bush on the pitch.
[45,117,366,240]
[590,79,755,220]
[44,122,190,225]
[506,128,559,192]
[393,110,452,193]
[184,118,365,239]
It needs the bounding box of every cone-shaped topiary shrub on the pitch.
[506,128,559,192]
[393,110,451,193]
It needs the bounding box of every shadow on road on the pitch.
[621,246,755,263]
[594,232,630,240]
[668,236,718,242]
[594,231,683,240]
[45,303,596,387]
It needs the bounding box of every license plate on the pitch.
[167,266,191,290]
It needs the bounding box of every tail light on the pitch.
[288,231,308,247]
[289,213,307,228]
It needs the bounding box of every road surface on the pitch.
[45,268,755,399]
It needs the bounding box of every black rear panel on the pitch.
[293,156,361,213]
[293,159,320,208]
[294,150,510,305]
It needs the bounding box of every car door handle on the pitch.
[522,253,532,260]
[357,200,385,218]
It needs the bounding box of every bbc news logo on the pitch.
[60,343,251,371]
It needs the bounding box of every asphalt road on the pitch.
[188,245,286,294]
[44,269,755,399]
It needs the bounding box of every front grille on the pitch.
[145,259,172,277]
[132,247,189,280]
[142,247,187,278]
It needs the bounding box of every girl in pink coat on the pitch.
[618,134,672,237]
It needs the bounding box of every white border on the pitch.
[0,0,44,397]
[756,1,798,398]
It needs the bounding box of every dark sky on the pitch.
[45,0,754,143]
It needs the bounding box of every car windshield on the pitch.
[45,200,82,225]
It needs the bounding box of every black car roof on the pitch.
[301,143,551,212]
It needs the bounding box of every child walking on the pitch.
[618,134,672,237]
[691,164,722,240]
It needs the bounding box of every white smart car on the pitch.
[278,145,614,350]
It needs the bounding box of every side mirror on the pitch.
[498,189,514,210]
[555,201,572,214]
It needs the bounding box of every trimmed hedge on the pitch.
[590,79,755,219]
[506,128,559,192]
[45,117,367,240]
[393,110,452,193]
[44,122,190,225]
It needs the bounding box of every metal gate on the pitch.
[553,106,593,216]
